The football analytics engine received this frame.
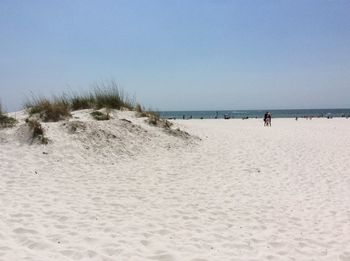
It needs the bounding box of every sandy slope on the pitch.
[1,111,350,261]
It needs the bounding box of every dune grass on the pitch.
[23,80,172,131]
[69,81,134,111]
[26,119,48,144]
[135,103,160,119]
[135,103,148,117]
[134,104,168,127]
[0,102,17,128]
[25,81,135,122]
[147,111,161,125]
[25,96,71,122]
[92,82,134,110]
[70,93,95,111]
[90,110,110,121]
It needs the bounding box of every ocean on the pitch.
[159,109,350,119]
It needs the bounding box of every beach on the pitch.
[1,111,350,261]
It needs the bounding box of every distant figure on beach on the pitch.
[215,111,218,119]
[264,112,268,126]
[264,112,271,126]
[183,115,185,120]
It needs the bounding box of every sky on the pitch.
[0,0,350,112]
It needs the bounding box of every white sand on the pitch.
[1,111,350,261]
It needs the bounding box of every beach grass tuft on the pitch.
[135,103,149,118]
[26,118,49,144]
[93,82,133,110]
[69,81,134,111]
[24,81,135,120]
[147,112,160,125]
[70,92,95,111]
[145,110,173,129]
[90,110,110,121]
[21,81,174,131]
[135,105,172,128]
[0,102,17,128]
[25,96,71,122]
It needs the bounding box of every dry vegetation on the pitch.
[25,97,71,122]
[2,81,186,146]
[90,110,110,121]
[142,109,172,129]
[24,81,163,127]
[134,103,168,127]
[0,102,17,128]
[68,81,134,111]
[25,81,134,122]
[25,119,49,144]
[19,81,182,146]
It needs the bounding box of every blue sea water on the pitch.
[160,109,350,119]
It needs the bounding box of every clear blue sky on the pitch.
[1,0,349,111]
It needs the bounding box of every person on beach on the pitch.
[264,112,271,126]
[267,112,271,126]
[264,112,268,126]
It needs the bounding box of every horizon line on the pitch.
[159,107,350,112]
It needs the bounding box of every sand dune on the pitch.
[1,111,350,260]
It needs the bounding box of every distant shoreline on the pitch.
[160,108,350,120]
